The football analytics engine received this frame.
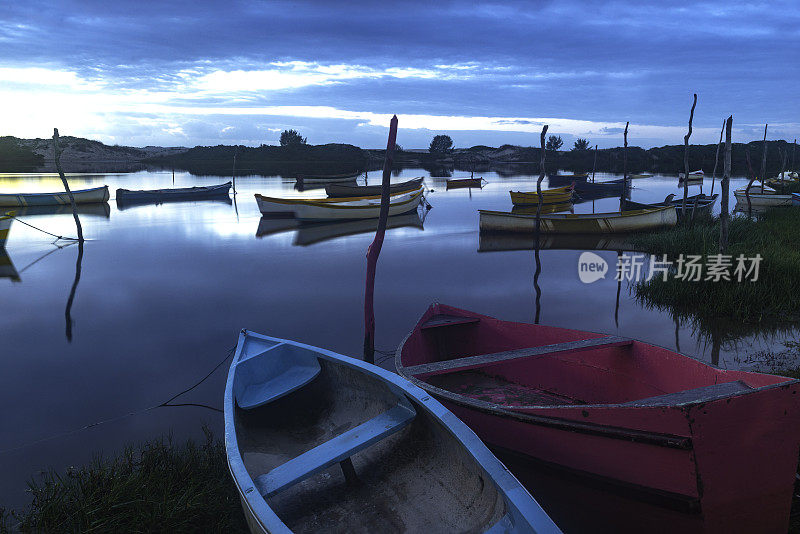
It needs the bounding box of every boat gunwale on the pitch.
[293,189,423,211]
[255,186,422,206]
[225,330,557,534]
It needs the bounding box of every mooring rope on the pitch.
[8,213,79,241]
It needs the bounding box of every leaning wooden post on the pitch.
[792,139,797,174]
[710,119,724,195]
[363,115,398,365]
[52,129,83,242]
[759,124,768,193]
[681,94,697,220]
[534,125,549,234]
[744,150,757,217]
[620,122,629,208]
[592,144,597,183]
[232,146,238,196]
[719,116,732,254]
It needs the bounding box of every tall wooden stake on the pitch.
[620,122,629,208]
[533,125,548,325]
[232,146,238,196]
[759,124,768,193]
[681,94,697,219]
[719,116,732,254]
[792,139,796,174]
[592,145,597,183]
[363,115,398,364]
[52,129,83,242]
[710,119,724,195]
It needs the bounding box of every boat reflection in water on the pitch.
[256,210,426,247]
[0,248,20,282]
[13,202,111,218]
[478,230,640,253]
[116,196,232,211]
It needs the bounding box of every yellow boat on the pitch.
[509,186,574,206]
[479,206,677,234]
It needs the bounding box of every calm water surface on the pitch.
[0,170,796,516]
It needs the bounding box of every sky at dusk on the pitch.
[1,1,798,149]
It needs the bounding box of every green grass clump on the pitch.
[2,429,247,533]
[632,207,800,324]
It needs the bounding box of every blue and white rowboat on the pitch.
[225,330,561,534]
[0,185,110,207]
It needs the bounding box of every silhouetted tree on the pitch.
[429,135,453,154]
[546,135,563,151]
[280,129,307,147]
[572,138,590,151]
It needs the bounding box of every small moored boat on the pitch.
[396,304,800,532]
[296,172,362,184]
[573,178,627,195]
[678,170,704,181]
[255,187,422,217]
[325,177,424,197]
[510,186,574,206]
[0,211,13,247]
[225,330,560,534]
[293,189,425,221]
[622,193,718,219]
[629,173,653,179]
[116,182,231,205]
[548,173,588,186]
[0,185,110,207]
[446,177,483,189]
[479,206,677,234]
[733,186,793,207]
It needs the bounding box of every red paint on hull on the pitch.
[396,304,800,533]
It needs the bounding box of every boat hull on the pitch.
[479,206,677,234]
[296,172,361,184]
[510,187,573,206]
[293,189,424,221]
[446,178,482,189]
[325,177,423,197]
[396,304,800,533]
[255,187,422,216]
[0,185,110,206]
[733,190,793,207]
[116,182,231,204]
[622,194,717,220]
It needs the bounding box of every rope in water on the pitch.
[8,213,79,241]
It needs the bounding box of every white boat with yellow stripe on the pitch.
[255,187,423,217]
[0,211,13,247]
[733,186,793,207]
[479,206,677,234]
[0,185,110,207]
[294,188,425,221]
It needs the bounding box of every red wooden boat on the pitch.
[396,304,800,533]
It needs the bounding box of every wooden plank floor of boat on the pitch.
[428,370,583,406]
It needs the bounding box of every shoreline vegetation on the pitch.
[1,134,797,176]
[0,429,248,533]
[632,208,800,327]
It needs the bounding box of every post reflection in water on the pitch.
[65,239,83,342]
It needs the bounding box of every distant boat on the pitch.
[296,172,362,184]
[510,186,574,206]
[255,187,422,216]
[678,170,704,181]
[622,193,718,219]
[629,173,653,179]
[293,189,425,221]
[0,211,13,247]
[446,177,483,189]
[734,186,793,207]
[0,185,110,207]
[225,330,560,534]
[479,206,677,234]
[396,304,800,532]
[325,177,423,197]
[573,178,627,195]
[116,182,231,205]
[548,173,588,186]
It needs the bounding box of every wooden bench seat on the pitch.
[403,336,632,378]
[254,403,416,498]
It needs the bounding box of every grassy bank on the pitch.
[0,430,247,533]
[632,207,800,325]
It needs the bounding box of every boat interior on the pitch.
[400,308,786,408]
[231,338,515,533]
